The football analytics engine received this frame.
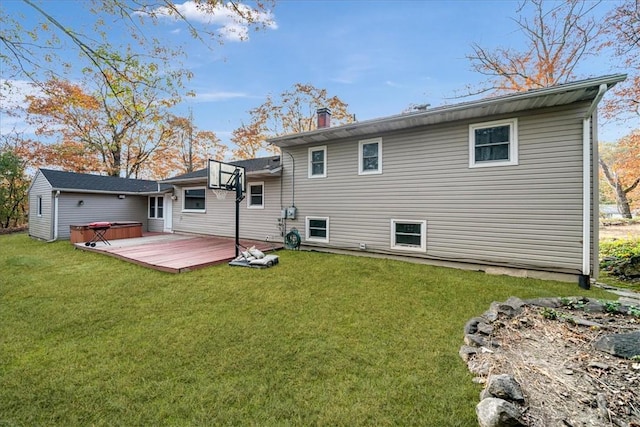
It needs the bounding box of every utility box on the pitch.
[286,207,297,220]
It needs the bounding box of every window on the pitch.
[247,182,264,209]
[359,138,382,175]
[149,196,164,219]
[183,187,206,212]
[390,219,426,252]
[37,196,43,217]
[308,146,327,178]
[305,216,329,243]
[469,118,518,168]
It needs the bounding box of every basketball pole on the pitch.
[234,170,243,258]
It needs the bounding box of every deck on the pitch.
[76,233,281,273]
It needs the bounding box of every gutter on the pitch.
[580,83,608,288]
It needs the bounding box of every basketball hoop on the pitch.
[212,189,227,200]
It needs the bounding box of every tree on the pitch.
[466,0,601,94]
[26,54,181,178]
[600,0,639,121]
[148,114,227,179]
[599,131,640,218]
[0,148,29,228]
[1,1,276,100]
[232,83,354,159]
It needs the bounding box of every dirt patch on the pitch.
[0,226,27,235]
[470,304,640,426]
[600,223,640,240]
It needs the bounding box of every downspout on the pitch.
[47,190,60,242]
[580,83,608,289]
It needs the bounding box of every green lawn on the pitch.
[0,233,613,426]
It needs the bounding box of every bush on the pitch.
[600,238,640,280]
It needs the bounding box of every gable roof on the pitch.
[268,74,627,148]
[39,169,170,194]
[162,156,282,184]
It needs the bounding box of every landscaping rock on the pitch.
[612,255,640,278]
[465,333,487,347]
[476,397,525,427]
[523,297,562,308]
[593,331,640,359]
[477,322,494,335]
[464,317,485,335]
[459,345,479,362]
[480,374,525,403]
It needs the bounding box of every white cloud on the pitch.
[0,79,43,109]
[148,1,277,42]
[331,54,375,84]
[194,90,249,102]
[0,79,43,135]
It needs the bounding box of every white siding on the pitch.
[28,172,53,240]
[171,176,282,242]
[279,103,591,274]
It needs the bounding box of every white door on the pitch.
[163,197,173,232]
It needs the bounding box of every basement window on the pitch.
[391,219,426,252]
[306,216,329,243]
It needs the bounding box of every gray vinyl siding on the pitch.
[147,218,164,233]
[171,176,282,242]
[28,172,53,240]
[56,193,148,239]
[280,102,591,274]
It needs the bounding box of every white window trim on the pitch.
[308,146,327,178]
[469,118,518,168]
[247,181,265,209]
[358,137,382,175]
[37,196,43,217]
[390,219,427,252]
[182,186,206,213]
[148,196,164,219]
[305,216,329,243]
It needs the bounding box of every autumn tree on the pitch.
[466,0,602,94]
[232,83,354,159]
[148,114,227,179]
[26,52,183,178]
[0,147,29,228]
[599,131,640,218]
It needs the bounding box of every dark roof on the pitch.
[163,156,281,183]
[39,169,170,193]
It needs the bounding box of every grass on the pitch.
[1,233,614,426]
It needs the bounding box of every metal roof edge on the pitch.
[268,74,627,145]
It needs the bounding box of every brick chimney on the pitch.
[317,108,331,129]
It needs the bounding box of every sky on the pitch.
[0,0,630,159]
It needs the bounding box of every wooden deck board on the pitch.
[76,234,280,273]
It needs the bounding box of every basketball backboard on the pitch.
[208,159,246,194]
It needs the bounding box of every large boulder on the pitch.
[476,397,526,427]
[594,331,640,359]
[480,374,525,403]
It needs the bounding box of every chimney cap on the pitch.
[316,107,331,114]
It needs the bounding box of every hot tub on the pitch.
[70,221,143,243]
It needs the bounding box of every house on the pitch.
[30,74,626,286]
[160,156,283,241]
[266,74,627,286]
[28,169,172,241]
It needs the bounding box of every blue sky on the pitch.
[0,0,627,156]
